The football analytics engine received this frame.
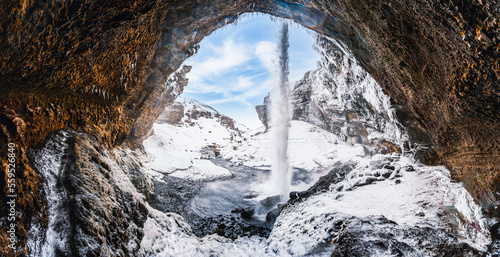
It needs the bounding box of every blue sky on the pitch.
[180,13,320,128]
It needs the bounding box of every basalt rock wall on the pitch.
[0,0,499,255]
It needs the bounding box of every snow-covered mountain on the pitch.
[291,36,406,146]
[255,36,407,161]
[144,98,248,181]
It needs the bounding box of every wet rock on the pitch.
[156,102,185,124]
[260,195,283,208]
[150,175,203,217]
[403,165,415,172]
[289,162,355,202]
[415,145,441,166]
[383,165,396,170]
[231,207,255,219]
[380,169,393,179]
[63,133,148,256]
[353,176,381,187]
[190,214,271,240]
[330,216,481,257]
[266,204,285,224]
[488,222,500,254]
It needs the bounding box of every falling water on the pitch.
[269,22,292,198]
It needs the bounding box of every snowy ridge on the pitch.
[181,98,220,116]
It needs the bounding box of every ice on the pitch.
[28,131,71,257]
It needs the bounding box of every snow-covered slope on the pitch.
[145,98,369,187]
[269,156,491,255]
[143,98,248,181]
[221,120,367,171]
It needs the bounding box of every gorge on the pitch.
[1,0,499,256]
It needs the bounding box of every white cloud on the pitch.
[183,38,275,107]
[255,41,278,73]
[186,39,250,86]
[206,95,253,107]
[229,76,253,92]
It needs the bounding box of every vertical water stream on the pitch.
[269,22,291,198]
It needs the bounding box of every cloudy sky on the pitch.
[180,14,320,129]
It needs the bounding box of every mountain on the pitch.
[256,35,440,163]
[144,98,247,181]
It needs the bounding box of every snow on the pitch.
[221,120,367,172]
[141,208,274,257]
[143,100,245,181]
[268,156,491,254]
[143,98,491,254]
[296,36,407,147]
[25,98,492,256]
[27,131,71,257]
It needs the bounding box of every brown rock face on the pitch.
[1,0,499,254]
[156,102,185,125]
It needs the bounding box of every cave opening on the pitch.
[143,13,327,239]
[142,8,437,243]
[137,7,492,251]
[0,0,497,255]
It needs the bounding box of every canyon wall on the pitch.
[0,0,499,254]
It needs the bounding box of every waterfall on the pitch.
[269,22,292,198]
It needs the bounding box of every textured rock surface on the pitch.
[257,35,410,155]
[156,102,185,125]
[27,131,151,256]
[255,94,271,130]
[1,0,499,254]
[330,216,481,257]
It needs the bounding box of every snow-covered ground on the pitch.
[143,99,247,181]
[221,120,367,171]
[269,156,491,255]
[144,98,367,180]
[141,99,492,256]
